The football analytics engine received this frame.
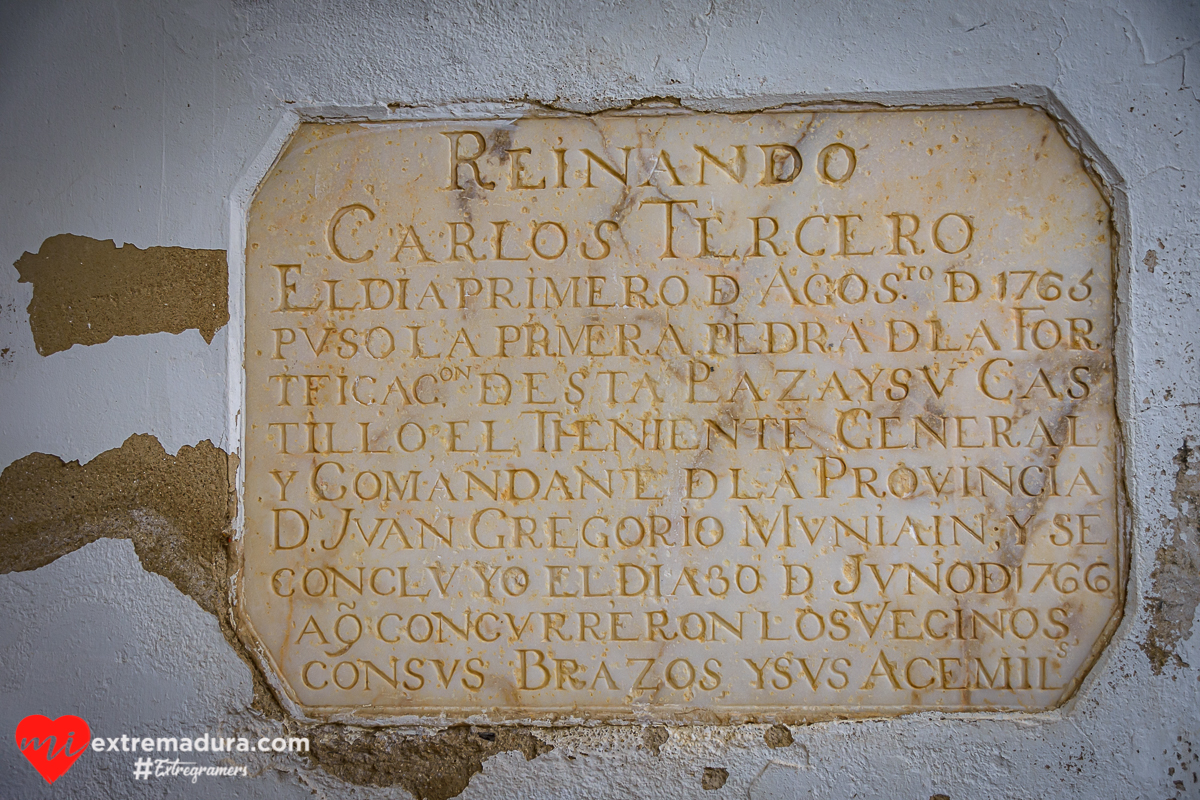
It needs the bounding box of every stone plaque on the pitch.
[238,107,1122,722]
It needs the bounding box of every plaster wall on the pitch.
[1,1,1198,798]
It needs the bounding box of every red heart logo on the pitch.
[15,714,91,784]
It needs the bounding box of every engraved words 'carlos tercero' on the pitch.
[239,108,1121,722]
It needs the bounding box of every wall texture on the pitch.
[1,1,1198,798]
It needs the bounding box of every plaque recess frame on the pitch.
[227,97,1128,726]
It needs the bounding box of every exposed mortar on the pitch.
[307,724,553,800]
[642,725,670,754]
[763,724,794,748]
[13,234,228,355]
[701,766,729,790]
[1142,440,1200,673]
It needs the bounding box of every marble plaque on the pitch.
[238,107,1122,722]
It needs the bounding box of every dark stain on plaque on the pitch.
[1143,440,1200,673]
[308,724,553,800]
[13,234,228,355]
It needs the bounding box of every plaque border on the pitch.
[226,93,1129,726]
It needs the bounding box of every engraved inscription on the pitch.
[239,108,1121,722]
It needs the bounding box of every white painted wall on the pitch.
[2,1,1199,797]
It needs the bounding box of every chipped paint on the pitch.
[643,725,670,754]
[13,234,228,355]
[1142,440,1200,673]
[763,724,794,748]
[0,433,558,796]
[701,766,729,789]
[0,434,286,715]
[0,434,233,588]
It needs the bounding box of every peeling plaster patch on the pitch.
[702,766,729,790]
[1143,440,1200,673]
[13,234,228,355]
[0,436,564,792]
[642,725,670,754]
[763,724,794,748]
[0,434,283,715]
[0,434,231,588]
[307,724,553,800]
